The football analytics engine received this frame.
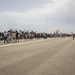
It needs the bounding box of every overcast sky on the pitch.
[0,0,75,33]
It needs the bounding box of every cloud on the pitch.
[0,0,75,33]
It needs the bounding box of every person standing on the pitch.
[73,34,75,40]
[4,31,9,43]
[0,32,1,42]
[7,31,11,42]
[16,31,19,42]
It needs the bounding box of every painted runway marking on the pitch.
[0,39,52,48]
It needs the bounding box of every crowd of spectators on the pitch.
[0,29,72,43]
[0,29,49,43]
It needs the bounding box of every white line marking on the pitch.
[0,39,51,48]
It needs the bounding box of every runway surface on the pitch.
[0,38,75,75]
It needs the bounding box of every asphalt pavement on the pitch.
[0,37,75,75]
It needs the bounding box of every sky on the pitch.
[0,0,75,33]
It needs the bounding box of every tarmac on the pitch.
[0,37,75,75]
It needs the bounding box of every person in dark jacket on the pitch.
[15,31,19,42]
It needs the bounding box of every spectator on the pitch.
[4,31,9,43]
[15,31,19,42]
